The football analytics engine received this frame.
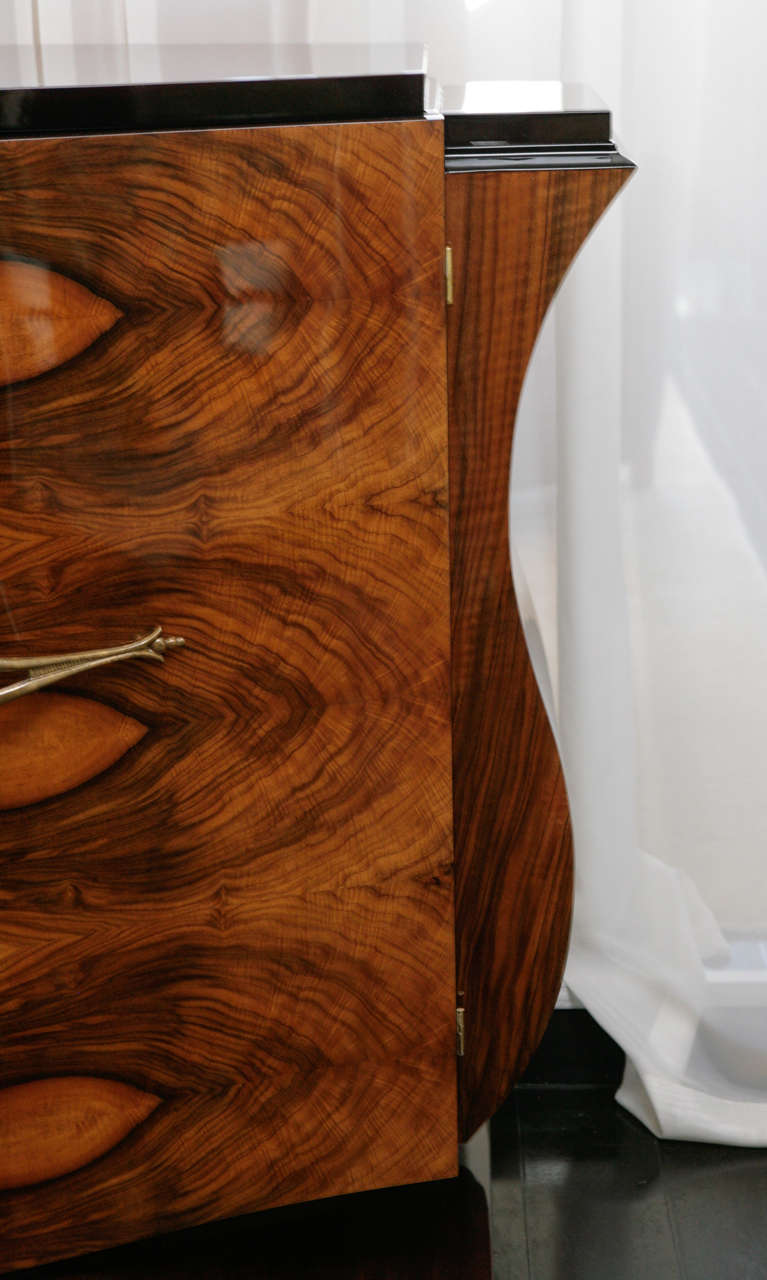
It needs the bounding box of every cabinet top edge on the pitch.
[0,43,430,140]
[441,80,633,172]
[0,48,626,162]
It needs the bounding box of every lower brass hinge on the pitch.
[456,994,465,1057]
[445,245,454,306]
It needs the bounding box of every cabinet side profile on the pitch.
[445,87,634,1138]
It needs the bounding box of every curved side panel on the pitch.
[447,166,633,1139]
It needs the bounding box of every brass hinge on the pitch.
[456,994,465,1057]
[445,245,454,306]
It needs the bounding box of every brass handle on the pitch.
[0,626,185,705]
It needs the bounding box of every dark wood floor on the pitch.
[7,1015,767,1279]
[493,1086,767,1280]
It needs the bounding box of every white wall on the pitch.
[2,0,562,87]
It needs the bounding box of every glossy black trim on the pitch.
[445,142,635,173]
[442,80,634,173]
[444,108,611,150]
[0,72,425,140]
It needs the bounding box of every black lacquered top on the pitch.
[0,43,428,139]
[442,80,632,171]
[0,46,631,171]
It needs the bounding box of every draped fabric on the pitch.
[512,0,767,1143]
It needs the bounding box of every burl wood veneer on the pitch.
[0,258,122,387]
[447,166,632,1139]
[0,119,456,1270]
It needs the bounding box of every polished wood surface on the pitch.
[0,1078,160,1191]
[0,119,455,1270]
[0,693,147,809]
[0,259,121,387]
[447,166,632,1139]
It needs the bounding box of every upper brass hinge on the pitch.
[445,245,454,306]
[456,994,465,1057]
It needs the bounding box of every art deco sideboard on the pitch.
[0,45,633,1271]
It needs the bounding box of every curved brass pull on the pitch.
[0,626,185,705]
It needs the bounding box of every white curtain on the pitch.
[8,0,767,1144]
[513,0,767,1142]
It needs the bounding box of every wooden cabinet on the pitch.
[0,52,633,1272]
[0,115,455,1270]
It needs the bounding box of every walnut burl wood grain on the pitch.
[0,1078,160,1191]
[0,693,147,809]
[0,120,455,1271]
[0,259,122,387]
[447,166,633,1139]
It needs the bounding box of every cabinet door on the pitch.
[0,119,455,1272]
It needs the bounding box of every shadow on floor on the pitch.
[2,1167,491,1280]
[492,1086,767,1280]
